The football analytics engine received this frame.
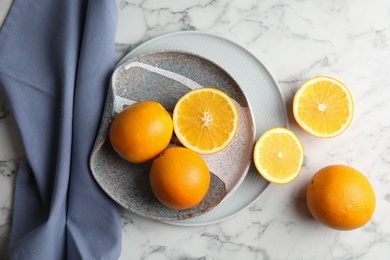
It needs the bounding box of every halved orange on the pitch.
[172,87,238,154]
[253,127,304,184]
[293,76,354,138]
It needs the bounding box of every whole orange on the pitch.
[109,101,173,164]
[149,147,210,210]
[306,165,376,230]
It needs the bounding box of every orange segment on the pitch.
[293,76,354,138]
[253,127,304,184]
[173,88,238,154]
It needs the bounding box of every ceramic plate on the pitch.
[90,50,255,221]
[116,31,288,226]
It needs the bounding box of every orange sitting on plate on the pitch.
[149,147,210,210]
[172,87,238,154]
[109,100,173,164]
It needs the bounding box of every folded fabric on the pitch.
[0,0,122,259]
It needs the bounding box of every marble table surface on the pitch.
[1,0,390,259]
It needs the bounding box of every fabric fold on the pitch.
[0,0,122,259]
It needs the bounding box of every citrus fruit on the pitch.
[149,147,210,210]
[306,165,376,230]
[109,100,173,164]
[172,87,238,154]
[293,76,354,138]
[253,127,304,184]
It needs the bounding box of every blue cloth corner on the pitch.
[0,0,122,259]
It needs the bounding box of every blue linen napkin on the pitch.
[0,0,122,259]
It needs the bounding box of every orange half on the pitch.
[293,76,354,138]
[172,88,238,154]
[253,127,304,184]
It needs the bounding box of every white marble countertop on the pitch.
[1,0,390,259]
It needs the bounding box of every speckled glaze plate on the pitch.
[115,31,288,226]
[90,50,256,221]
